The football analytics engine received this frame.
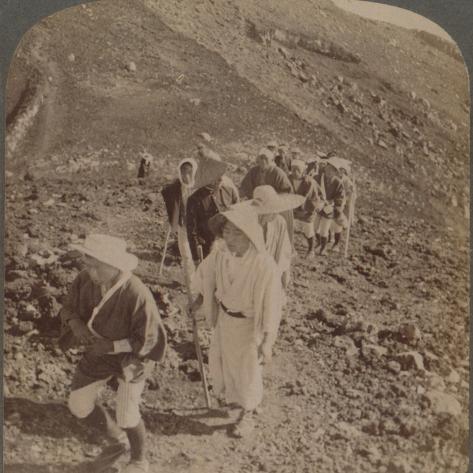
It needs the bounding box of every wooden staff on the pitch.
[186,245,211,408]
[344,175,356,258]
[159,225,171,276]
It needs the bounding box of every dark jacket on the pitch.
[186,182,239,260]
[239,165,293,199]
[59,271,167,364]
[274,154,291,174]
[314,171,346,218]
[161,180,185,228]
[290,175,324,222]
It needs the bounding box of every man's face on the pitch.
[222,221,250,256]
[257,155,271,170]
[213,176,223,187]
[259,213,276,225]
[278,147,287,157]
[83,255,119,285]
[180,163,194,185]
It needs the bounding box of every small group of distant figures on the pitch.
[159,139,356,274]
[244,140,356,257]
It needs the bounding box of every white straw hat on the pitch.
[327,156,352,174]
[243,185,305,214]
[208,206,265,253]
[71,234,138,272]
[193,152,228,188]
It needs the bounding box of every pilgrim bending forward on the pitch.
[60,234,166,473]
[189,208,282,437]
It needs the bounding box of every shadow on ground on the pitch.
[143,409,232,436]
[5,397,95,443]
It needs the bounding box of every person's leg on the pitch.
[177,225,196,284]
[331,221,343,252]
[302,221,314,255]
[116,378,149,471]
[68,376,125,442]
[318,217,332,255]
[124,420,146,462]
[313,213,321,248]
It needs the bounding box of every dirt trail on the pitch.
[3,1,469,472]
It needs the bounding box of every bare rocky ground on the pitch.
[3,1,470,472]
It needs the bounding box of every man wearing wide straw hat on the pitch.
[240,148,295,244]
[60,234,167,473]
[188,206,282,438]
[241,185,304,298]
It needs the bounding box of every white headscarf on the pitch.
[178,158,198,206]
[178,158,198,188]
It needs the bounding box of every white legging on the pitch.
[177,225,195,281]
[298,214,344,239]
[68,377,145,429]
[317,217,332,238]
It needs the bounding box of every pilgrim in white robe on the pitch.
[262,215,292,304]
[191,242,282,410]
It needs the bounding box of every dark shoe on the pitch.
[306,237,314,255]
[319,236,328,256]
[331,232,342,253]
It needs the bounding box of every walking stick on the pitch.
[159,225,171,276]
[186,245,211,408]
[344,176,356,258]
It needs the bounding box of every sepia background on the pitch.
[3,0,470,472]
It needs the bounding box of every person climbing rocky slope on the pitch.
[4,1,469,472]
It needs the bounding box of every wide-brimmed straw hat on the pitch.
[71,234,138,272]
[327,156,352,174]
[243,185,305,215]
[208,207,265,253]
[193,151,228,188]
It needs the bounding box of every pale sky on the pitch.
[331,0,454,43]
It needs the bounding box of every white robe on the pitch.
[263,215,291,277]
[263,215,292,305]
[191,243,282,410]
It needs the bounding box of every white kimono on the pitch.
[263,215,292,278]
[191,242,282,410]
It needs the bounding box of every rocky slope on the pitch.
[4,1,469,472]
